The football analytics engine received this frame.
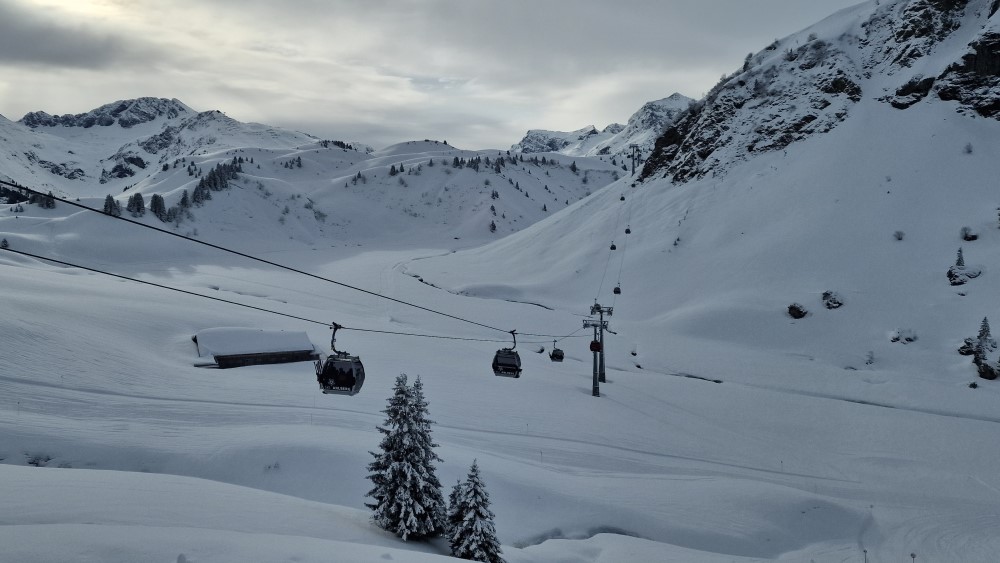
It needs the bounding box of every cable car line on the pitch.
[594,189,628,301]
[612,206,631,304]
[0,246,563,344]
[2,181,512,335]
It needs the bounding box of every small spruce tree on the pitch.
[974,317,997,364]
[447,460,505,563]
[149,194,167,221]
[956,247,965,268]
[411,376,446,530]
[1,238,8,249]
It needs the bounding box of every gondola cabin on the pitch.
[613,285,621,295]
[316,352,365,395]
[492,349,522,377]
[549,340,564,362]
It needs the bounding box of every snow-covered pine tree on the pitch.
[956,247,965,268]
[446,479,463,536]
[978,317,995,349]
[447,460,505,563]
[1,238,8,249]
[411,376,446,533]
[126,193,146,216]
[974,317,997,364]
[365,374,446,541]
[366,374,413,534]
[149,194,167,221]
[103,194,116,215]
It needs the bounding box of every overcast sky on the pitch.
[1,0,862,149]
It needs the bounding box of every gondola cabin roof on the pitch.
[192,327,318,368]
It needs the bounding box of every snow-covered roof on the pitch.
[193,327,316,358]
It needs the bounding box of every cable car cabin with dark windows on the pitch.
[493,330,522,377]
[492,349,522,377]
[316,322,365,396]
[549,339,564,362]
[316,352,365,395]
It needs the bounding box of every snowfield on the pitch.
[4,0,1000,561]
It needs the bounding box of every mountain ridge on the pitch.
[641,0,1000,184]
[20,97,194,129]
[511,93,691,167]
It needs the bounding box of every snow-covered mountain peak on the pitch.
[20,97,193,129]
[510,92,691,168]
[641,0,1000,184]
[512,125,601,154]
[628,94,691,130]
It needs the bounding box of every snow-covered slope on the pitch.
[511,93,691,165]
[4,1,1000,562]
[420,0,1000,381]
[407,4,1000,558]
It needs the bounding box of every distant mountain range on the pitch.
[0,97,619,248]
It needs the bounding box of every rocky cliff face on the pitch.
[20,98,191,129]
[513,125,601,154]
[3,98,315,189]
[641,0,1000,184]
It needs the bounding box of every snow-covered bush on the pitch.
[821,291,844,309]
[787,303,808,319]
[890,329,918,344]
[947,247,981,285]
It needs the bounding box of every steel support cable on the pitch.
[594,191,626,301]
[612,203,633,308]
[0,247,525,344]
[2,181,510,334]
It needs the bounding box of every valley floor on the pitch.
[2,244,998,563]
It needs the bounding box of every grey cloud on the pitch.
[0,2,156,69]
[0,0,865,149]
